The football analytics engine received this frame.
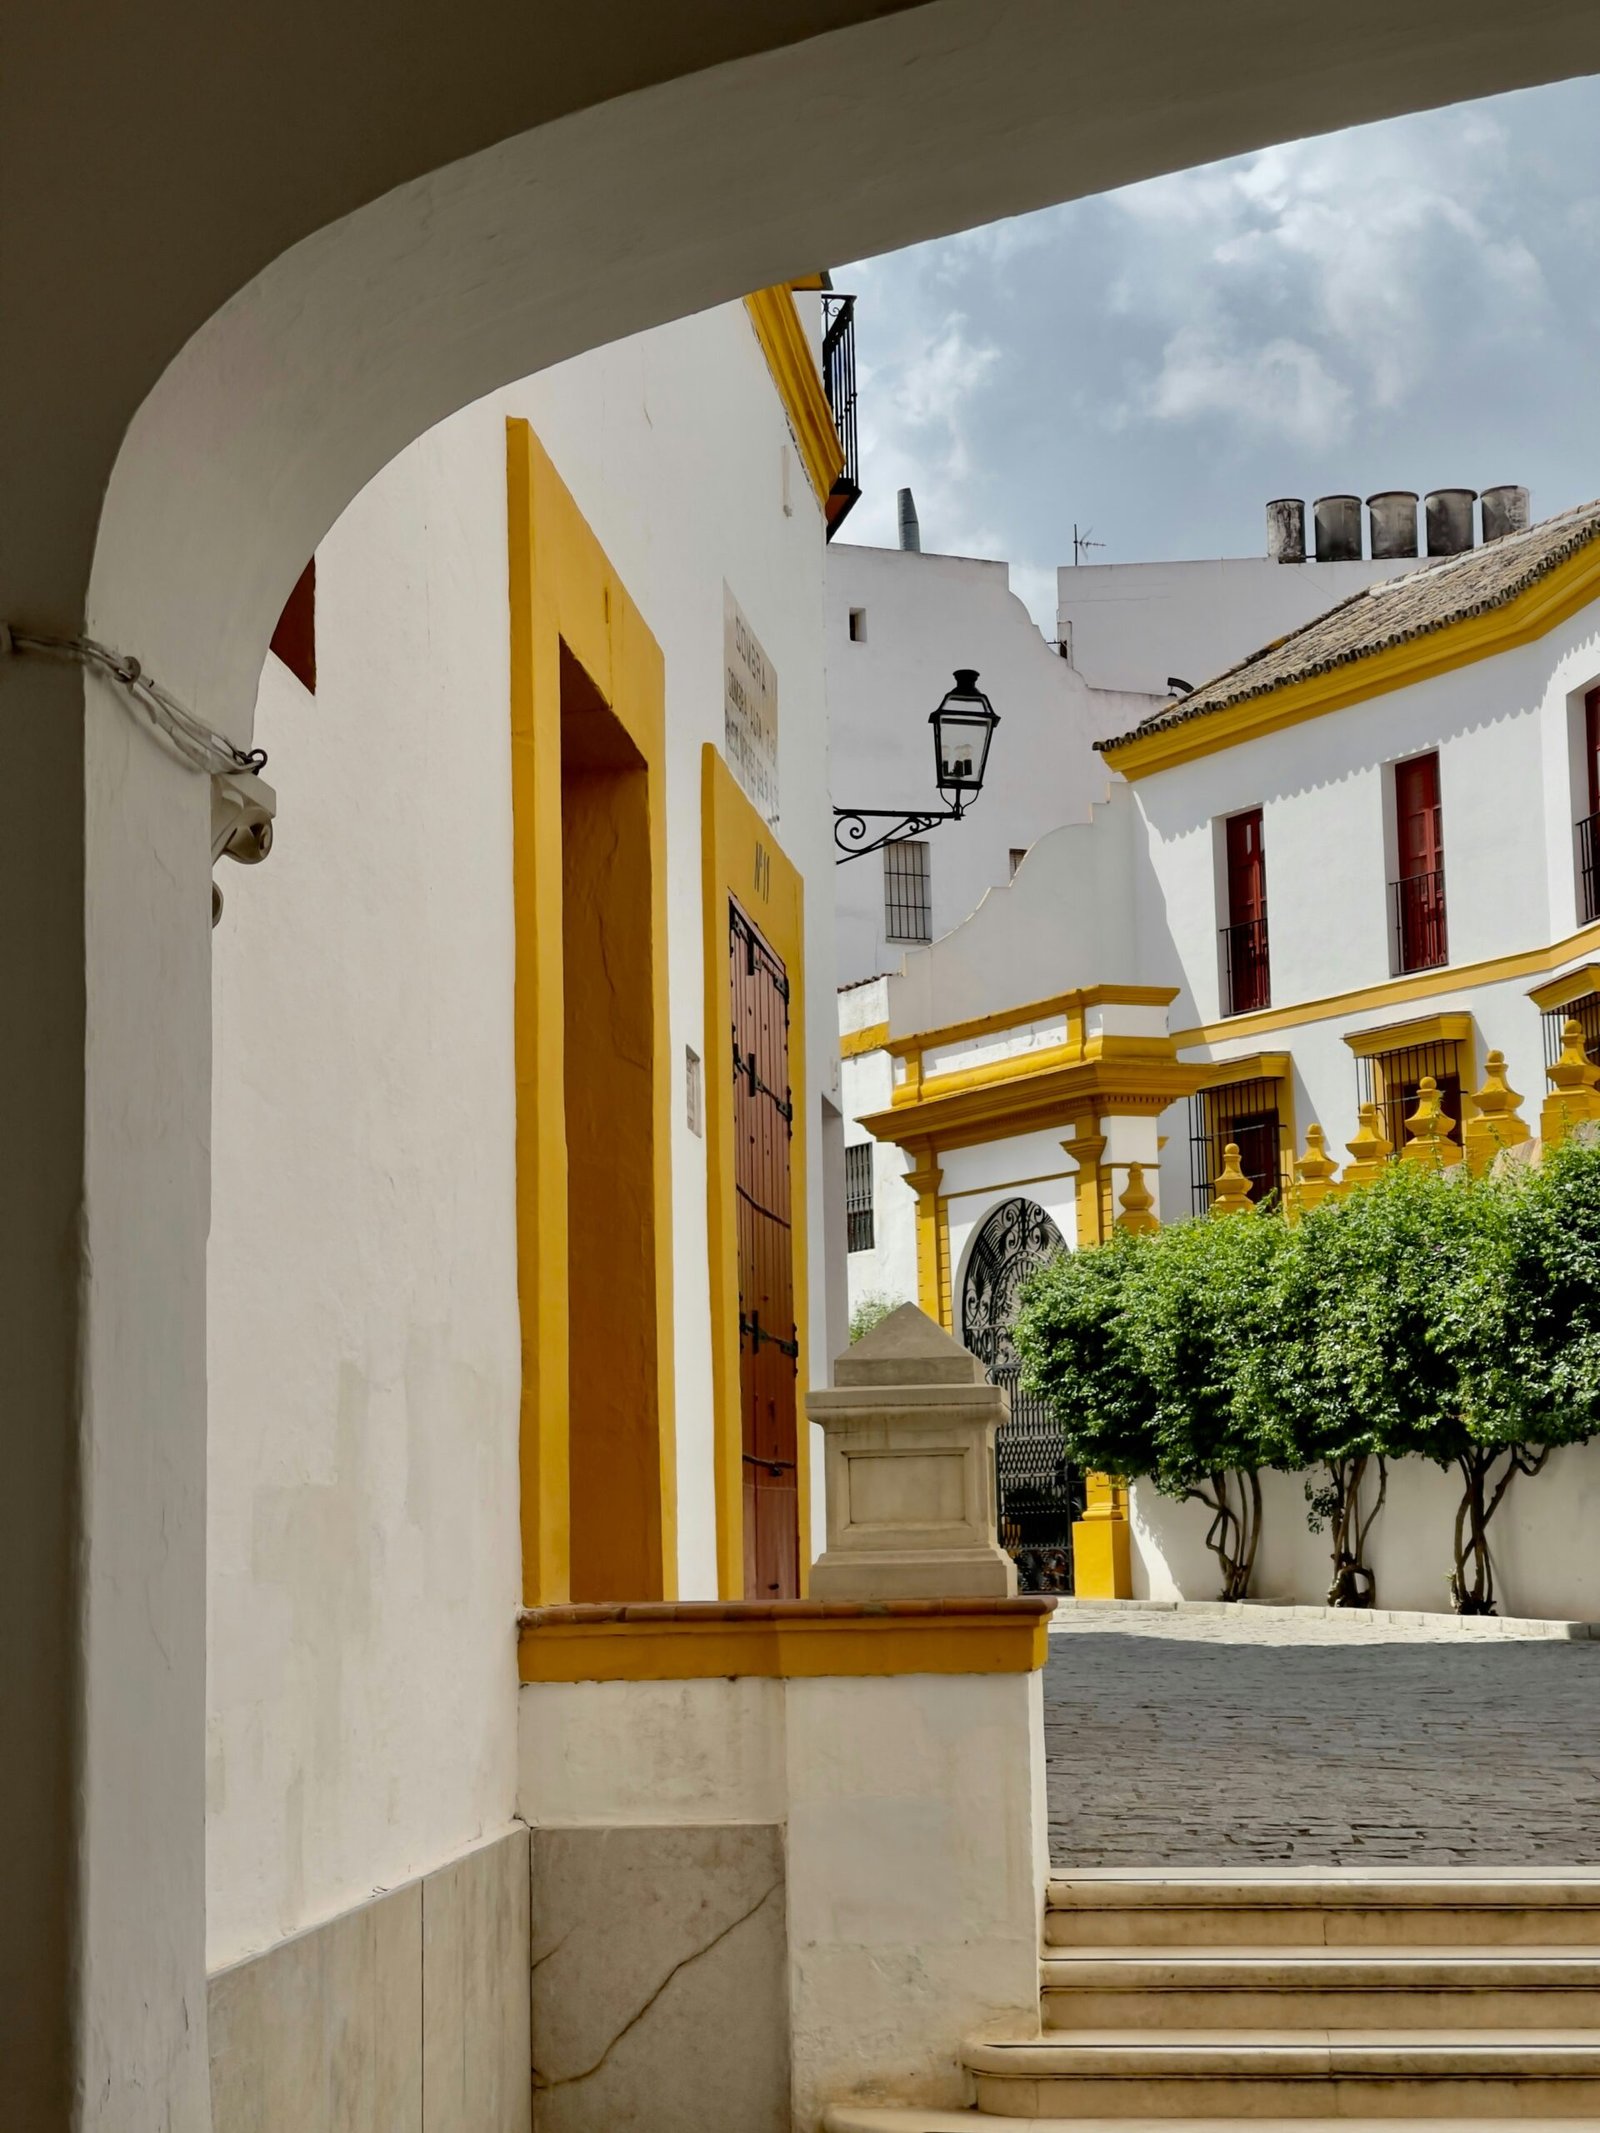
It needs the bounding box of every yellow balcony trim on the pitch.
[517,1599,1053,1683]
[1172,918,1600,1050]
[863,1054,1206,1156]
[840,1019,890,1059]
[1528,962,1600,1013]
[886,983,1177,1062]
[744,285,844,512]
[1343,1010,1474,1057]
[1102,536,1600,779]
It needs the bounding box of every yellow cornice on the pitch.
[885,983,1178,1061]
[1173,918,1600,1049]
[1191,1050,1292,1088]
[839,1019,889,1059]
[1103,536,1600,779]
[1528,962,1600,1013]
[1343,1010,1473,1058]
[518,1602,1051,1683]
[744,285,844,512]
[861,1053,1205,1156]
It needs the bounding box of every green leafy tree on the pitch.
[1460,1137,1600,1610]
[1016,1212,1289,1599]
[848,1291,906,1344]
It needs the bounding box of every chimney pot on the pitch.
[1366,490,1419,561]
[1313,494,1362,563]
[1480,485,1530,543]
[897,487,922,554]
[1266,498,1306,564]
[1425,488,1477,557]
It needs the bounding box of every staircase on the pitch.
[826,1872,1600,2128]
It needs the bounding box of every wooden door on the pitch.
[1223,807,1269,1012]
[730,900,799,1599]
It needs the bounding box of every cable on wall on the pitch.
[0,623,270,781]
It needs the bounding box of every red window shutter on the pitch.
[270,559,316,694]
[1395,752,1441,879]
[1225,808,1266,926]
[1586,689,1600,819]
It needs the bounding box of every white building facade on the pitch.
[843,496,1600,1618]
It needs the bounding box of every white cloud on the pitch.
[1144,326,1353,449]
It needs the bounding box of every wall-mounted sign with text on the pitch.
[723,583,779,825]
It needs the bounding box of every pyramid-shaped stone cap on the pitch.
[834,1302,987,1388]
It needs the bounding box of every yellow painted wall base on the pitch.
[1073,1474,1133,1599]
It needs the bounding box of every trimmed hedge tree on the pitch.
[1013,1139,1600,1615]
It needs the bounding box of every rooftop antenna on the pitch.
[1072,523,1106,566]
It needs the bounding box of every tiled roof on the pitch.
[1096,498,1600,753]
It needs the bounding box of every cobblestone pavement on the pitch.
[1044,1608,1600,1869]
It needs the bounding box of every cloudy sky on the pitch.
[833,74,1600,631]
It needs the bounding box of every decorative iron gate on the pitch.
[960,1197,1083,1593]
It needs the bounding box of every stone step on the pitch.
[1041,1947,1600,2030]
[826,2114,1600,2133]
[963,2032,1600,2118]
[1047,1878,1600,1950]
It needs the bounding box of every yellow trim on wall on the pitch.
[701,746,811,1601]
[840,1019,889,1059]
[1173,918,1600,1050]
[1529,962,1600,1012]
[885,984,1177,1062]
[1191,1050,1291,1088]
[507,419,676,1607]
[518,1605,1051,1683]
[1343,1011,1473,1057]
[1102,535,1600,778]
[744,285,845,512]
[861,1054,1205,1157]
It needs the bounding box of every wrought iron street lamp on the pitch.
[833,668,1000,862]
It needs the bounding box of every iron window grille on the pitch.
[1541,991,1600,1072]
[1220,916,1271,1016]
[1357,1041,1463,1155]
[1189,1079,1282,1216]
[1390,868,1449,973]
[820,293,862,540]
[844,1142,874,1253]
[1578,814,1600,926]
[883,838,931,942]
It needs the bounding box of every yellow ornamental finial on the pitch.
[1211,1140,1253,1216]
[1293,1123,1340,1214]
[1541,1018,1600,1149]
[1117,1161,1159,1236]
[1401,1075,1458,1168]
[1343,1102,1393,1190]
[1463,1049,1530,1175]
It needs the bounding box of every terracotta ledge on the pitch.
[517,1596,1055,1684]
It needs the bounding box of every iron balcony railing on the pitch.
[1220,915,1271,1016]
[1391,868,1449,973]
[820,292,862,540]
[1578,812,1600,925]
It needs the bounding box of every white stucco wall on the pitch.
[1131,1440,1600,1620]
[519,1665,1050,2124]
[1058,549,1416,700]
[207,298,835,1966]
[826,544,1155,986]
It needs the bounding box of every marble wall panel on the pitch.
[423,1827,533,2133]
[530,1823,787,2133]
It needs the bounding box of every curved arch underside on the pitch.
[6,0,1593,731]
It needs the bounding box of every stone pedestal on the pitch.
[1072,1473,1133,1598]
[807,1303,1016,1600]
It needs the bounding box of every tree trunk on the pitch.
[1192,1469,1263,1601]
[1448,1444,1549,1615]
[1326,1453,1387,1608]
